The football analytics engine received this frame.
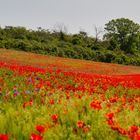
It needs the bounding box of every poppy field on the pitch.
[0,49,140,140]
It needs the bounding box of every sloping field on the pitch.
[0,49,140,140]
[0,48,140,75]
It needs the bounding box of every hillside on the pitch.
[0,49,140,139]
[0,48,140,75]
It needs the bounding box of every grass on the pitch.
[0,49,140,140]
[0,48,140,74]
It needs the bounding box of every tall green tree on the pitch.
[104,18,140,54]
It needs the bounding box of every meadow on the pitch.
[0,49,140,140]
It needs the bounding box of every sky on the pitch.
[0,0,140,36]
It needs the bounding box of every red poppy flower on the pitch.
[129,105,134,110]
[131,126,138,133]
[118,128,127,135]
[49,99,54,105]
[30,133,43,140]
[106,112,114,120]
[90,100,102,110]
[23,100,33,108]
[106,103,111,108]
[109,98,117,103]
[0,134,8,140]
[51,114,59,123]
[77,120,85,128]
[83,126,89,133]
[36,125,46,133]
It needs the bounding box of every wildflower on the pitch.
[106,112,114,120]
[0,134,8,140]
[23,99,33,108]
[77,120,85,128]
[111,125,119,131]
[51,114,59,124]
[49,99,54,105]
[36,77,40,80]
[109,97,117,103]
[30,133,43,140]
[107,119,114,125]
[90,100,102,110]
[36,125,46,133]
[106,103,111,108]
[13,90,19,97]
[27,78,32,83]
[83,126,89,133]
[129,105,134,110]
[131,126,138,133]
[118,128,127,135]
[129,133,140,140]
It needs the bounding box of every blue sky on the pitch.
[0,0,140,36]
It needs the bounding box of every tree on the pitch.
[53,23,67,40]
[104,18,140,54]
[4,26,27,39]
[93,25,103,43]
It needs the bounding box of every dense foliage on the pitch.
[0,18,140,65]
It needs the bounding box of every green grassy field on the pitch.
[0,49,140,140]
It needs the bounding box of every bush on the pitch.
[0,24,140,66]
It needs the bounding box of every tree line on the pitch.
[0,18,140,66]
